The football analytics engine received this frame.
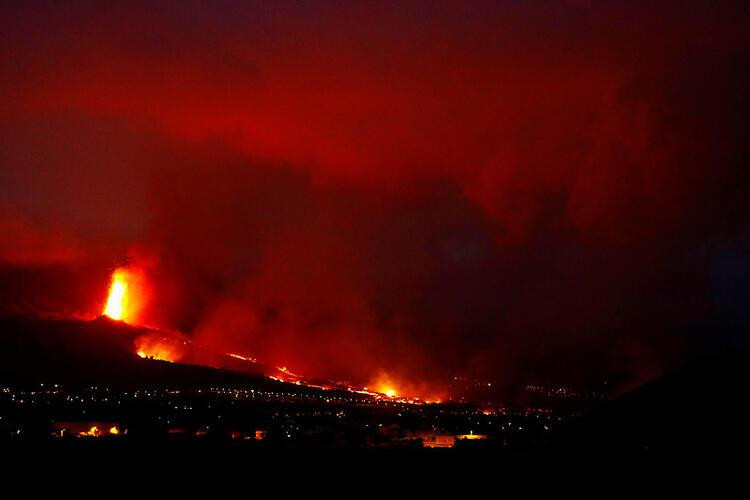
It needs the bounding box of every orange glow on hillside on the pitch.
[368,372,400,399]
[365,371,446,403]
[134,332,186,363]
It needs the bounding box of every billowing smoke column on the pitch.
[2,2,750,398]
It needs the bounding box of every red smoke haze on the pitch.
[2,2,750,395]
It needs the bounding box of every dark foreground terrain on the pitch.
[2,316,750,460]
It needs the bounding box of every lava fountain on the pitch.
[103,271,128,320]
[102,267,147,324]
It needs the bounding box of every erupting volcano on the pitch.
[97,268,426,401]
[2,0,750,458]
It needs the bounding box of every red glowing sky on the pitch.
[1,1,750,394]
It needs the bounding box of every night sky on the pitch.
[1,1,749,395]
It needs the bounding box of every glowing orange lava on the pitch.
[368,372,401,399]
[134,332,186,363]
[103,267,147,324]
[80,425,99,437]
[103,270,128,320]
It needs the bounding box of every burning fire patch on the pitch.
[134,332,187,363]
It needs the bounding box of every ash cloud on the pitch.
[1,1,750,394]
